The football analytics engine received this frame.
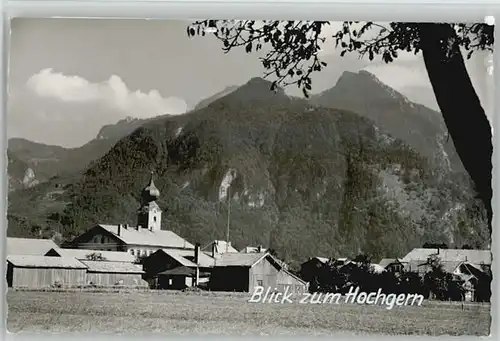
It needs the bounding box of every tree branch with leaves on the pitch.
[187,20,494,230]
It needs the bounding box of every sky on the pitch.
[8,19,493,148]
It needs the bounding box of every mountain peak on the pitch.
[235,77,286,98]
[333,70,405,102]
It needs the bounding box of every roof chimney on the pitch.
[117,224,121,236]
[257,245,262,253]
[124,224,129,229]
[212,242,216,258]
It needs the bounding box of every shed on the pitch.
[209,252,308,294]
[6,255,87,289]
[45,247,135,263]
[80,260,147,288]
[7,237,59,256]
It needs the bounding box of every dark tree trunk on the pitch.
[418,23,493,231]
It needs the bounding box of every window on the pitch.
[100,236,105,243]
[130,249,135,256]
[153,216,157,222]
[257,280,263,287]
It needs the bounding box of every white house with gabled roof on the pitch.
[63,173,194,258]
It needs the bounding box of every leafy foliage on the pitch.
[187,21,493,98]
[85,252,107,261]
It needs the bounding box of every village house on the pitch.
[142,244,215,289]
[7,237,59,256]
[62,173,194,257]
[401,248,492,267]
[209,252,308,294]
[299,257,329,283]
[6,255,87,289]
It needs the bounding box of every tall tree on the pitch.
[187,21,493,230]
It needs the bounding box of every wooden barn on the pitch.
[80,260,147,288]
[6,255,87,289]
[209,252,308,294]
[142,245,214,289]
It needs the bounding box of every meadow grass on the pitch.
[6,290,490,336]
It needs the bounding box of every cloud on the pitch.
[26,68,187,118]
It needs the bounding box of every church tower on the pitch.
[137,172,162,232]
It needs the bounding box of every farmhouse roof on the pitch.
[378,258,403,268]
[401,248,491,265]
[214,252,272,267]
[7,255,87,269]
[7,237,59,256]
[45,247,135,263]
[459,262,490,278]
[164,249,215,268]
[80,260,144,274]
[97,224,194,249]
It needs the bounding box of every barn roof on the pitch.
[45,248,135,263]
[401,248,491,265]
[214,252,272,267]
[7,255,87,269]
[96,224,194,249]
[7,237,59,256]
[162,249,215,268]
[80,260,144,274]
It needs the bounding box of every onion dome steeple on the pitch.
[141,171,160,203]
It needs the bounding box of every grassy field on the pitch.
[7,290,490,336]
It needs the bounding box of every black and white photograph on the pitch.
[6,18,493,336]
